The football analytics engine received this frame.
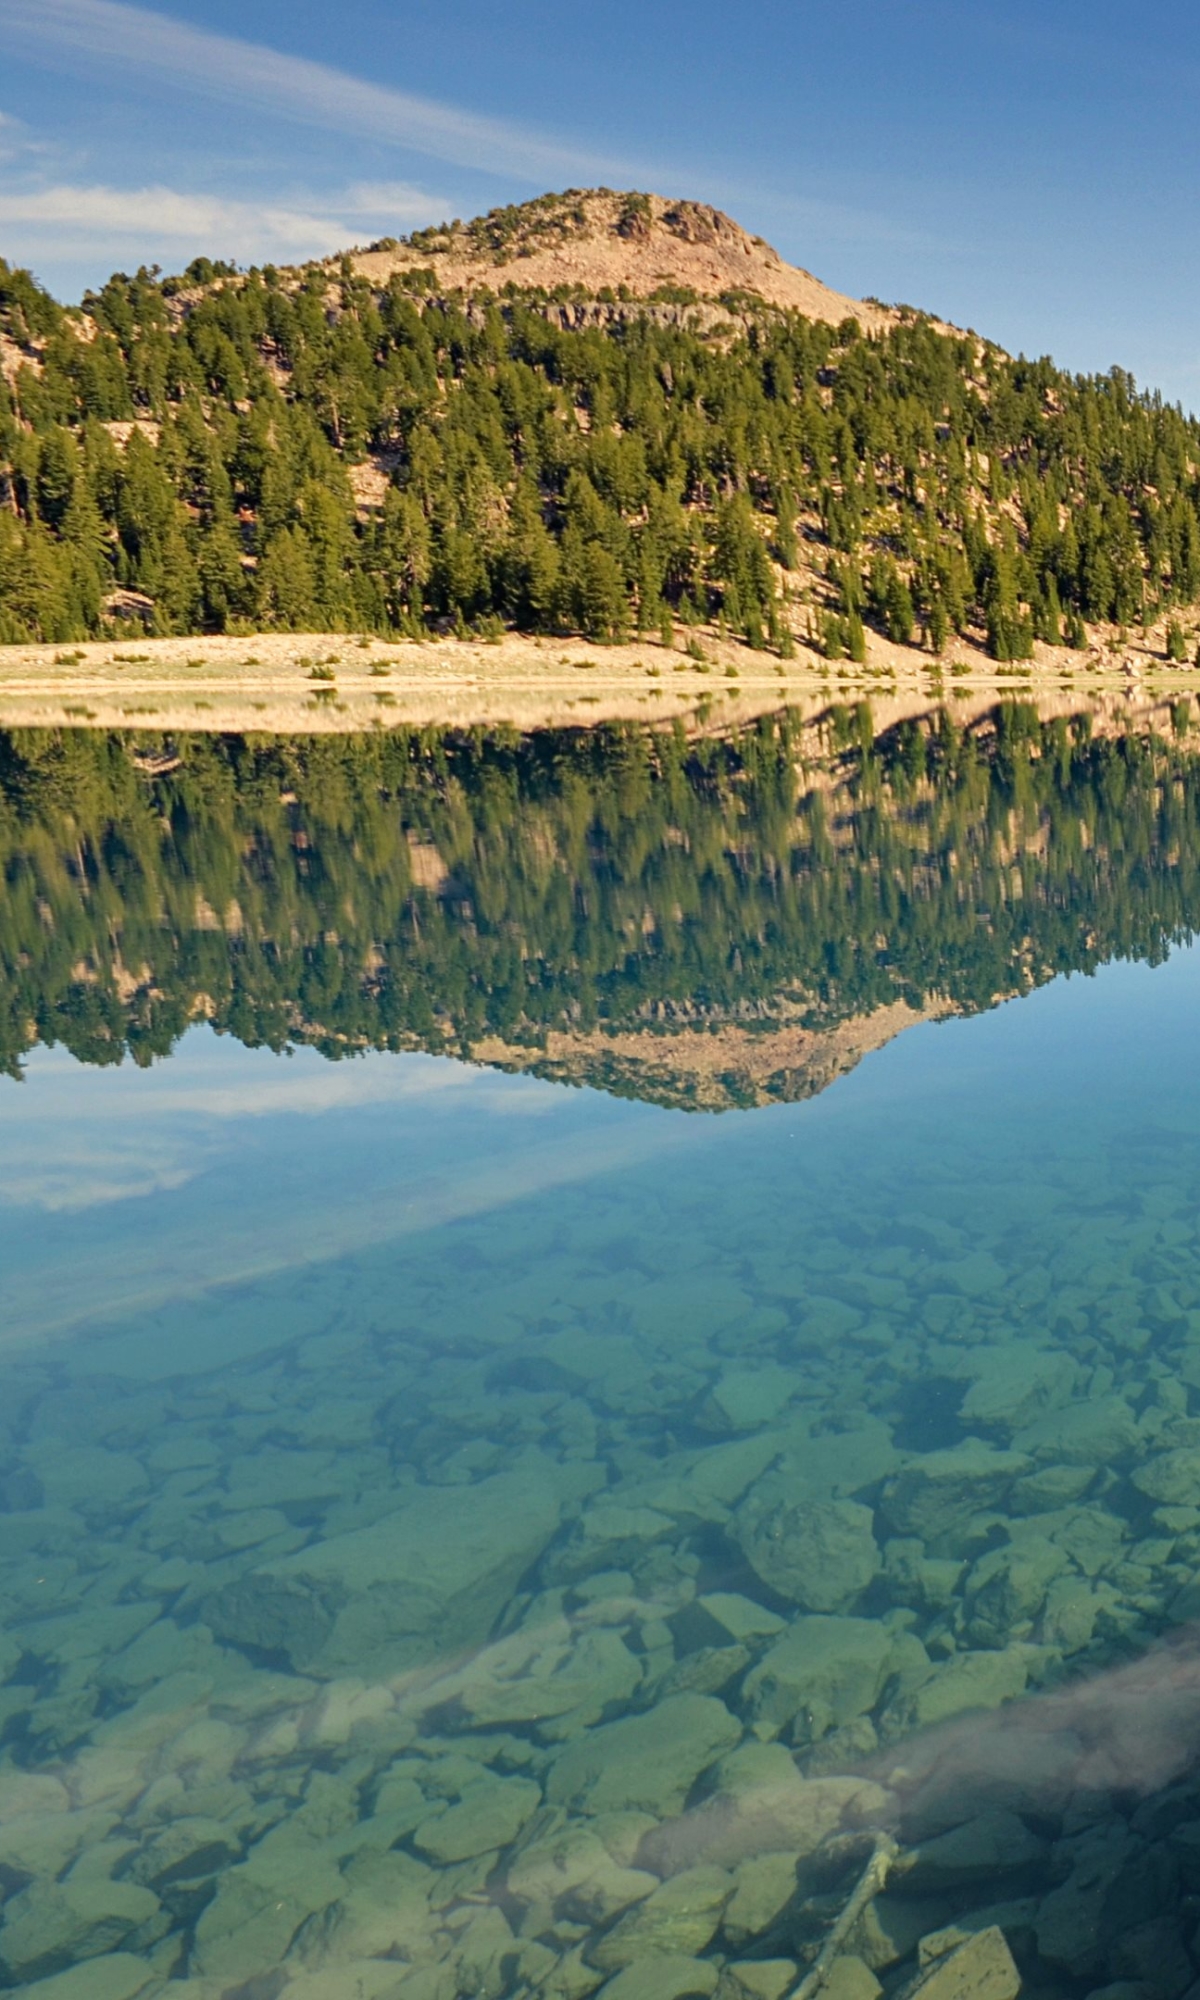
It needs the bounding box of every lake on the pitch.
[3,697,1200,2000]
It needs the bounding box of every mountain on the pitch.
[2,188,1200,669]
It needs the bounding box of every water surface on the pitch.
[4,702,1200,2000]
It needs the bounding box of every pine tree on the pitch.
[198,519,247,630]
[35,429,80,530]
[885,572,915,645]
[928,597,949,655]
[822,612,846,660]
[257,527,317,628]
[372,488,431,625]
[576,542,628,642]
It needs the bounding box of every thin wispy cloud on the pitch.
[0,1039,566,1216]
[0,108,51,169]
[0,178,443,263]
[0,0,631,186]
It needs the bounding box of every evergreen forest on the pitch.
[4,200,1200,660]
[2,702,1198,1098]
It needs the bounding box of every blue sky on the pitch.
[2,0,1199,404]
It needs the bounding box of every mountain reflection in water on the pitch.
[3,692,1200,1106]
[5,697,1200,1997]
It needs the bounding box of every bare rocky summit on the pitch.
[349,187,894,331]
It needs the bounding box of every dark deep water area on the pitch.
[6,701,1200,2000]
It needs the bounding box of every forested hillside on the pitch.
[3,188,1200,660]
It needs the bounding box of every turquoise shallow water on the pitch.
[6,710,1200,1999]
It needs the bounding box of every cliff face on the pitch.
[348,189,896,330]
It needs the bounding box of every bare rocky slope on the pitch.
[468,999,949,1112]
[348,188,897,331]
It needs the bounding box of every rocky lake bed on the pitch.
[5,1071,1200,2000]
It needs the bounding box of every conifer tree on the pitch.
[198,519,247,630]
[257,527,317,629]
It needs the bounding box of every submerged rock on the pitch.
[1132,1451,1200,1508]
[546,1694,741,1816]
[903,1809,1050,1890]
[215,1454,600,1674]
[881,1647,1028,1733]
[736,1497,880,1613]
[421,1622,643,1734]
[1040,1574,1119,1652]
[881,1444,1030,1547]
[848,1891,958,1972]
[822,1959,884,2000]
[0,1877,162,1985]
[204,1573,334,1668]
[938,1252,1007,1300]
[720,1850,799,1948]
[1104,1920,1194,1998]
[697,1593,787,1643]
[595,1954,719,2000]
[957,1343,1082,1435]
[1015,1396,1141,1467]
[295,1849,434,1967]
[742,1616,894,1738]
[16,1959,161,2000]
[913,1902,1038,1968]
[126,1814,241,1893]
[1009,1463,1096,1513]
[188,1838,344,1979]
[701,1366,804,1433]
[506,1821,657,1926]
[903,1925,1021,2000]
[586,1864,733,1970]
[449,1902,520,1997]
[1033,1830,1175,1984]
[883,1539,964,1613]
[0,1804,120,1886]
[721,1961,801,2000]
[412,1774,542,1862]
[962,1536,1069,1646]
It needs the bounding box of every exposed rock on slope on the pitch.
[469,999,950,1113]
[349,188,894,331]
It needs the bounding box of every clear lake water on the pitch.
[4,703,1200,2000]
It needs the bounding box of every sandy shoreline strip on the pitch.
[0,628,1197,734]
